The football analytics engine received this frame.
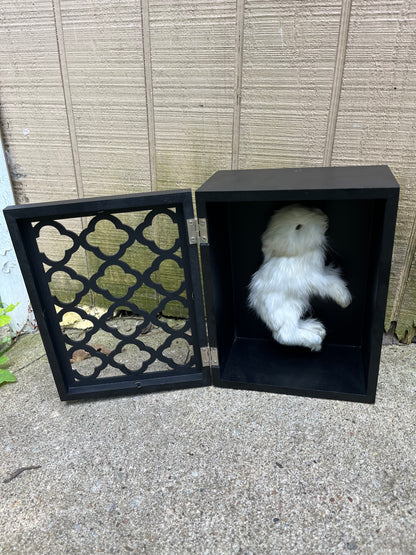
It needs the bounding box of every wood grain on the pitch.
[323,0,352,165]
[149,0,235,190]
[395,217,416,342]
[140,0,157,191]
[52,0,84,199]
[1,0,416,333]
[331,0,416,338]
[239,1,342,168]
[0,0,77,203]
[57,0,156,310]
[231,0,245,169]
[59,0,151,196]
[0,0,81,272]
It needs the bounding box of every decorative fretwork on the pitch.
[5,190,207,399]
[33,207,196,384]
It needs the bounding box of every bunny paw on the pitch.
[300,318,326,339]
[336,287,352,308]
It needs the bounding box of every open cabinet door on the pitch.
[4,190,209,400]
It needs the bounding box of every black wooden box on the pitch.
[4,166,399,403]
[196,166,399,403]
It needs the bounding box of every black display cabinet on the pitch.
[4,166,399,403]
[196,166,399,403]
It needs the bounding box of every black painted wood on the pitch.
[198,165,399,195]
[4,189,192,220]
[216,338,368,402]
[4,190,209,400]
[196,165,399,403]
[4,166,399,403]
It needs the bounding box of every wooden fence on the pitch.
[1,0,415,339]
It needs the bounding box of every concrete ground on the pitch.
[1,331,415,555]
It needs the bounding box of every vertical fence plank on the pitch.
[52,0,84,199]
[239,1,342,168]
[57,1,156,308]
[231,0,245,170]
[396,236,416,342]
[1,1,416,334]
[149,0,236,190]
[140,0,157,192]
[0,0,77,203]
[0,1,88,296]
[331,0,416,338]
[322,0,352,166]
[59,0,151,196]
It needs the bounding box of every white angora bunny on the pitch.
[249,204,351,352]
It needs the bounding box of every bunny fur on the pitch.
[249,204,351,351]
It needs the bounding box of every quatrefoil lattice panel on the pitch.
[6,191,208,399]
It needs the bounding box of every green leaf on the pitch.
[3,303,19,314]
[0,314,11,327]
[0,336,11,344]
[0,368,17,385]
[0,355,9,365]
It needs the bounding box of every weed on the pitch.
[0,303,19,386]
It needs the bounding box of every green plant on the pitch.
[0,303,19,386]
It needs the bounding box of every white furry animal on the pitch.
[249,204,352,352]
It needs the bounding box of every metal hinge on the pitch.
[187,218,208,245]
[200,346,219,367]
